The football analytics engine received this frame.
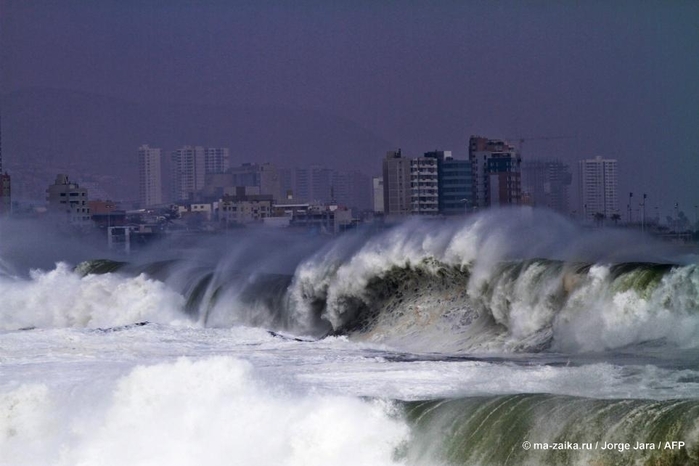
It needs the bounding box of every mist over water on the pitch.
[1,208,698,465]
[2,209,698,350]
[0,219,115,277]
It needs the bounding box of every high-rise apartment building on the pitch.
[204,148,230,174]
[382,150,411,217]
[278,168,294,201]
[138,145,163,207]
[227,163,260,187]
[225,163,282,200]
[199,162,282,202]
[578,156,618,221]
[434,152,472,215]
[171,146,205,202]
[0,173,10,216]
[372,177,384,213]
[469,136,521,208]
[274,167,371,210]
[171,146,229,202]
[259,163,282,201]
[293,166,334,204]
[521,159,572,215]
[0,115,3,175]
[410,155,439,215]
[332,170,371,211]
[292,166,311,202]
[382,149,473,218]
[0,115,10,215]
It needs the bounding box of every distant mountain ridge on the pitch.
[1,87,392,199]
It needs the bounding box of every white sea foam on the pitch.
[2,211,698,466]
[0,384,60,466]
[553,264,699,352]
[0,356,409,466]
[283,212,699,353]
[2,210,697,353]
[1,323,698,466]
[0,263,188,330]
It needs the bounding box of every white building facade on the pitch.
[372,177,384,213]
[204,147,230,174]
[46,174,91,225]
[138,145,163,207]
[171,146,230,202]
[410,156,439,215]
[578,156,618,221]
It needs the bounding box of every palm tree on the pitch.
[593,212,606,227]
[610,213,621,225]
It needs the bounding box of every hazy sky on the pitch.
[2,0,698,215]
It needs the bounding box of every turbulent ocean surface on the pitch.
[1,209,698,466]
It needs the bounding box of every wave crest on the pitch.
[0,263,188,330]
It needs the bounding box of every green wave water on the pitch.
[401,394,699,466]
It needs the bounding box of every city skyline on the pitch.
[3,136,697,227]
[1,1,697,217]
[2,3,698,459]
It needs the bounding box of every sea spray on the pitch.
[0,263,188,330]
[0,385,59,466]
[0,357,410,466]
[65,211,699,353]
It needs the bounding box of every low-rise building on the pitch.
[271,203,352,234]
[522,159,572,215]
[46,174,91,226]
[219,187,273,225]
[190,203,213,221]
[90,199,126,229]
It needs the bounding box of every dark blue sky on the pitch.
[2,0,698,214]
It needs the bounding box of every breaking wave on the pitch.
[402,394,699,465]
[304,258,699,353]
[6,209,699,353]
[0,357,408,466]
[0,263,188,331]
[2,356,698,466]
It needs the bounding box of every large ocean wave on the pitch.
[3,209,698,354]
[0,357,408,466]
[0,263,188,330]
[2,355,697,466]
[402,394,699,465]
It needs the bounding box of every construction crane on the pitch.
[504,135,577,157]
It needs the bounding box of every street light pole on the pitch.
[629,192,633,224]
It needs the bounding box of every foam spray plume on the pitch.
[1,209,698,465]
[59,209,699,354]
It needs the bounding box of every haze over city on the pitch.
[4,4,699,465]
[1,0,698,216]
